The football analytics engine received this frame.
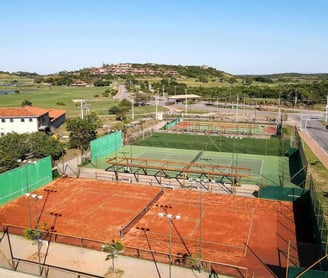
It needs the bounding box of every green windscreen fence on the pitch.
[164,116,184,130]
[288,266,328,277]
[0,156,52,205]
[259,186,305,201]
[90,131,123,165]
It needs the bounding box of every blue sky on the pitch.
[0,0,327,74]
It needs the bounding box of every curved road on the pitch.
[114,84,129,100]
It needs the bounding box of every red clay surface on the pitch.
[0,177,298,277]
[0,177,162,241]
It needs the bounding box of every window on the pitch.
[0,132,4,136]
[21,118,25,122]
[1,119,5,123]
[10,118,13,122]
[29,118,33,122]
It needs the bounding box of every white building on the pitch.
[0,106,66,137]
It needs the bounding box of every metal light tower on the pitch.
[235,94,239,122]
[158,212,181,278]
[25,193,43,276]
[185,89,188,115]
[155,90,158,120]
[326,95,328,123]
[25,193,43,228]
[199,186,203,271]
[131,95,134,121]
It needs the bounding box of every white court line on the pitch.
[259,159,264,176]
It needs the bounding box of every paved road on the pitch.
[305,120,328,154]
[114,84,129,100]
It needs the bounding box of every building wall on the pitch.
[51,114,66,129]
[0,117,39,136]
[39,114,50,127]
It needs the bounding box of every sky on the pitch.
[0,0,327,75]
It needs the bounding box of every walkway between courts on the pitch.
[0,234,213,278]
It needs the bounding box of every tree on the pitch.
[244,77,253,85]
[0,132,65,173]
[108,100,131,121]
[66,112,103,150]
[108,105,120,115]
[94,79,111,87]
[0,133,28,161]
[27,132,64,159]
[102,240,124,272]
[22,100,32,106]
[187,253,202,271]
[134,92,150,104]
[0,150,19,173]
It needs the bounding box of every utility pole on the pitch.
[158,212,181,278]
[199,187,203,271]
[131,95,134,121]
[185,88,188,115]
[326,95,328,123]
[155,89,159,120]
[236,94,239,122]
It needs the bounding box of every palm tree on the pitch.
[102,240,124,271]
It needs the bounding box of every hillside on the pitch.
[1,65,328,110]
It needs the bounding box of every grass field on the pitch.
[0,84,167,119]
[0,85,114,117]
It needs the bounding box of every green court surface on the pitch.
[89,145,292,187]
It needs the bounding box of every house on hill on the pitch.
[0,106,66,137]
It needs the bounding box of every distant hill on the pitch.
[237,72,328,80]
[2,65,327,81]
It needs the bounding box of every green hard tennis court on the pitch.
[89,145,292,187]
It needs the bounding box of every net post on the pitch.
[244,207,255,256]
[285,240,290,278]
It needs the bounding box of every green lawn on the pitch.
[0,84,169,119]
[0,85,114,117]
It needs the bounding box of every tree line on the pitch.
[0,112,103,173]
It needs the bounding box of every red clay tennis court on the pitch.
[0,177,299,277]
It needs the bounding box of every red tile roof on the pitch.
[23,106,49,116]
[0,107,66,120]
[0,107,46,117]
[48,109,66,120]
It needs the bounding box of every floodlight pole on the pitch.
[25,161,36,194]
[33,194,43,229]
[185,89,188,115]
[25,193,43,276]
[130,144,132,166]
[325,95,328,123]
[131,95,134,120]
[25,194,32,229]
[80,100,84,119]
[199,187,203,271]
[235,94,239,122]
[155,90,159,120]
[158,212,181,278]
[277,92,281,124]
